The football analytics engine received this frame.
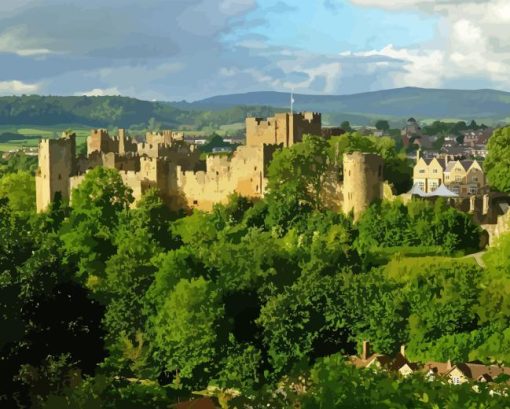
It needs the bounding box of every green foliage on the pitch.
[330,132,412,193]
[199,133,234,153]
[60,167,134,287]
[297,354,509,409]
[0,151,38,176]
[485,127,510,192]
[2,136,509,407]
[375,119,390,131]
[357,199,481,255]
[150,277,224,386]
[483,232,510,277]
[267,135,331,213]
[340,121,352,131]
[0,171,35,214]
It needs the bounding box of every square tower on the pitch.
[36,134,76,212]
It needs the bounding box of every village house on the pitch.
[349,341,510,386]
[413,151,486,197]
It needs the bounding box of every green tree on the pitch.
[60,167,133,287]
[265,135,330,229]
[375,119,390,132]
[485,127,510,192]
[0,171,35,214]
[150,277,224,387]
[340,121,352,132]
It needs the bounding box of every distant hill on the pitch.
[185,87,510,126]
[0,88,509,130]
[0,95,281,131]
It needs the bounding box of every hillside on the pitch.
[0,95,280,130]
[0,88,509,131]
[187,87,510,125]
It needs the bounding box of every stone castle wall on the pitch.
[246,112,321,148]
[342,152,384,220]
[176,145,269,211]
[36,118,388,219]
[36,134,76,212]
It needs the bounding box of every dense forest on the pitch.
[1,129,510,408]
[0,95,280,130]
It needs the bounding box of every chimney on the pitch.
[447,360,452,370]
[416,148,421,163]
[400,345,406,358]
[362,340,370,360]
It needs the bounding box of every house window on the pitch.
[419,169,425,174]
[193,200,198,205]
[432,169,438,174]
[469,186,477,194]
[455,176,462,182]
[430,182,438,190]
[418,182,425,190]
[452,376,461,385]
[472,177,478,182]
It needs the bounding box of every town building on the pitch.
[349,341,510,386]
[413,151,486,197]
[401,118,422,147]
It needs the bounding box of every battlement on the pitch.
[246,112,322,148]
[39,134,76,148]
[344,152,382,164]
[91,129,109,138]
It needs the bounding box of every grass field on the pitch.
[0,125,92,152]
[0,123,246,152]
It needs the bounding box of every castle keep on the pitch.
[36,112,384,217]
[246,112,321,147]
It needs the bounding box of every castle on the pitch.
[36,112,384,219]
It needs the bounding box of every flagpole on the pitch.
[290,89,294,115]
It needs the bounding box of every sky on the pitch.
[0,0,508,100]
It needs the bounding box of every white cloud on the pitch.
[342,0,510,90]
[74,87,121,97]
[0,80,40,95]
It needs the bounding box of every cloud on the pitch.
[340,0,510,91]
[0,0,508,100]
[74,87,121,97]
[0,80,40,95]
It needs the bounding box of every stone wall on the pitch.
[342,152,384,220]
[176,145,268,211]
[36,134,76,212]
[246,112,321,148]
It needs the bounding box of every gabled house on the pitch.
[445,363,510,385]
[349,341,408,372]
[413,151,486,197]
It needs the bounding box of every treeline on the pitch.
[0,95,279,130]
[1,132,510,408]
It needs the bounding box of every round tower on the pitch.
[342,152,384,220]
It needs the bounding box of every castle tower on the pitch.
[342,152,384,220]
[87,129,119,155]
[35,133,76,212]
[246,112,322,148]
